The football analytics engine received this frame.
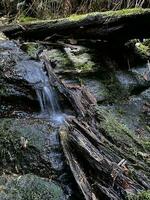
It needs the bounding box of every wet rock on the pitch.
[0,174,66,200]
[141,87,150,102]
[0,40,51,114]
[0,41,43,85]
[100,86,150,139]
[131,62,150,86]
[82,78,109,102]
[115,71,138,93]
[115,64,150,96]
[0,118,54,177]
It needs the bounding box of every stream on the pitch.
[0,39,83,200]
[35,65,64,124]
[0,35,150,200]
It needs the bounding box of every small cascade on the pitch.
[35,67,64,124]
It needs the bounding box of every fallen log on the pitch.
[60,119,144,200]
[1,8,150,43]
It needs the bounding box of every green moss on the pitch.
[97,108,134,139]
[16,8,150,25]
[143,141,150,151]
[65,47,95,71]
[100,72,127,103]
[18,15,38,23]
[96,108,144,153]
[128,190,150,200]
[103,8,150,17]
[143,39,150,48]
[27,45,37,57]
[74,60,94,71]
[0,174,64,200]
[0,119,45,151]
[45,49,71,69]
[135,43,150,57]
[146,125,150,133]
[68,14,88,21]
[22,43,40,58]
[138,191,150,200]
[68,8,150,21]
[0,118,52,176]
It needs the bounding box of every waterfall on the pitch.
[36,85,60,114]
[35,66,64,124]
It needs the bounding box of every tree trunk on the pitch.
[1,8,150,43]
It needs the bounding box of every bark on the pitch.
[60,119,144,200]
[1,9,150,43]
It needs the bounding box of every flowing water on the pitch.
[0,39,82,199]
[36,85,64,124]
[34,65,75,198]
[34,65,64,124]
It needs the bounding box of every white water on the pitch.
[35,67,64,124]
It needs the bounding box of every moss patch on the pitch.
[0,174,65,200]
[0,118,52,176]
[46,49,71,69]
[68,14,89,21]
[68,8,150,21]
[21,42,41,58]
[97,108,136,143]
[64,47,95,72]
[103,8,150,17]
[128,190,150,200]
[18,15,38,23]
[16,8,150,25]
[96,107,146,156]
[143,140,150,151]
[135,42,150,58]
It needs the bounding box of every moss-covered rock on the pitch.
[64,46,95,72]
[97,108,143,150]
[81,78,109,102]
[96,106,150,179]
[38,46,95,73]
[0,118,53,176]
[21,42,42,59]
[134,42,150,60]
[42,49,71,70]
[128,190,150,200]
[0,174,66,200]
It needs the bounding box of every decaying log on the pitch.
[60,127,93,200]
[1,9,150,43]
[60,119,144,200]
